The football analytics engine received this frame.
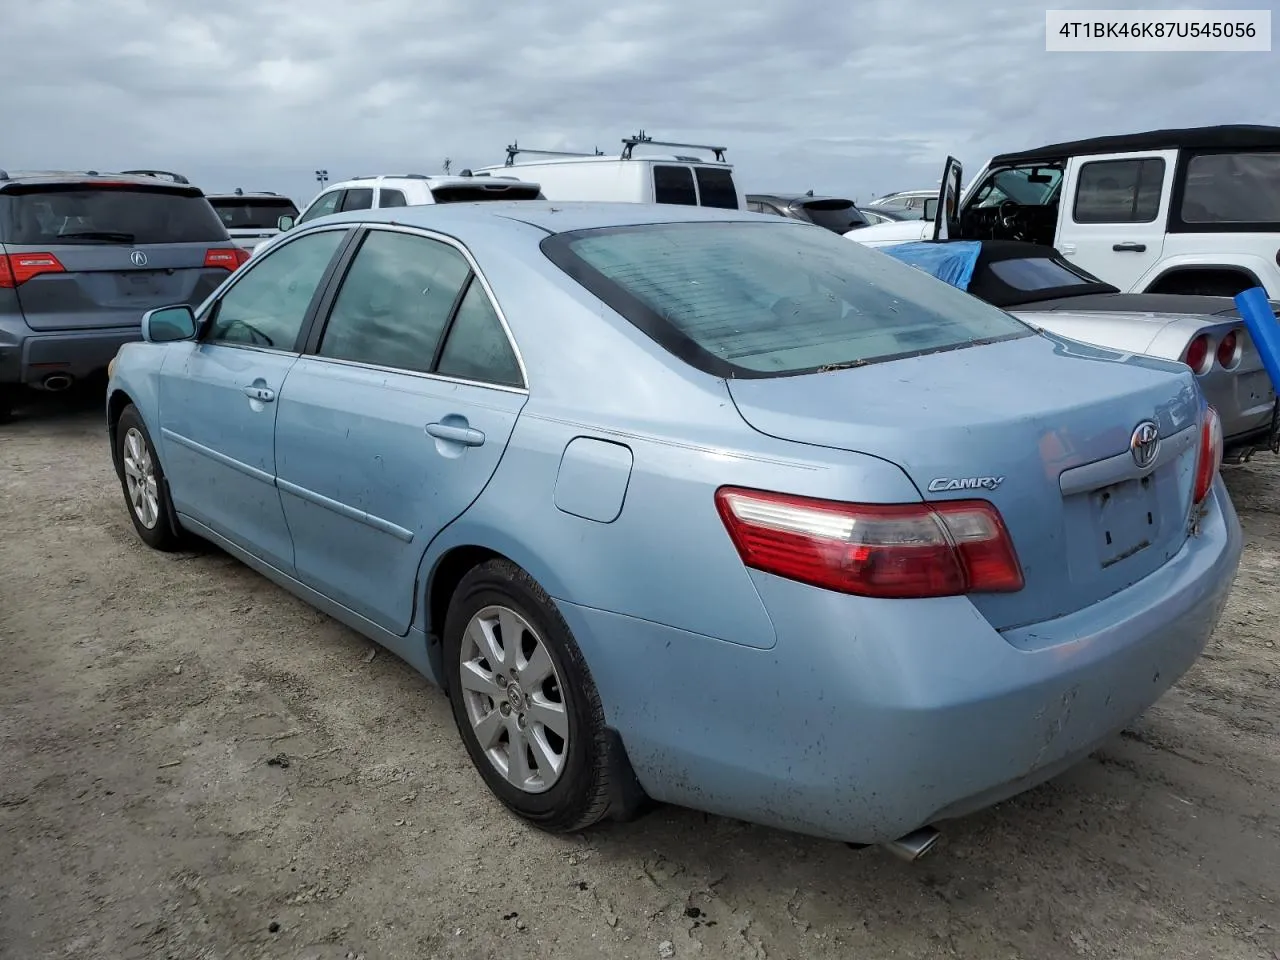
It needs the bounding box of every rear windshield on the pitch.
[542,220,1031,379]
[431,183,542,203]
[801,198,868,233]
[0,184,229,245]
[209,196,299,228]
[1181,151,1280,224]
[987,257,1098,291]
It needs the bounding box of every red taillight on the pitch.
[1216,329,1239,369]
[204,247,250,271]
[1193,406,1223,505]
[714,487,1024,599]
[1184,334,1211,374]
[0,252,66,288]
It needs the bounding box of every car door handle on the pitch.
[1059,242,1077,255]
[1112,242,1147,252]
[242,384,275,402]
[425,422,485,446]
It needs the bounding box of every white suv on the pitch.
[255,173,543,254]
[847,124,1280,298]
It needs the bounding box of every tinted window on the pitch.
[800,198,869,233]
[0,185,228,245]
[987,257,1097,290]
[379,188,408,208]
[317,230,471,373]
[436,280,523,387]
[694,168,739,209]
[653,166,697,205]
[208,230,345,348]
[339,188,374,212]
[1073,158,1165,223]
[544,221,1030,378]
[1181,152,1280,224]
[298,191,341,223]
[431,183,542,203]
[209,196,300,229]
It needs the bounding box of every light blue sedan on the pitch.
[106,201,1242,857]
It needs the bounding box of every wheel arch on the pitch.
[1143,264,1262,297]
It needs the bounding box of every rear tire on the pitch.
[115,404,182,551]
[443,559,614,834]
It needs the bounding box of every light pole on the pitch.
[315,169,329,187]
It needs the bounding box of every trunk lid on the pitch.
[1,181,234,331]
[726,332,1203,631]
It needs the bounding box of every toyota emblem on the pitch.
[1130,420,1160,469]
[129,250,148,267]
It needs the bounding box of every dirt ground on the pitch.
[2,390,1278,960]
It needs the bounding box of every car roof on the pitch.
[303,200,761,236]
[991,123,1280,166]
[747,192,854,205]
[331,174,539,189]
[0,171,204,193]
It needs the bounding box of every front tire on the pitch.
[115,404,182,551]
[444,559,614,833]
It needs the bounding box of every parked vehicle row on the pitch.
[107,198,1242,854]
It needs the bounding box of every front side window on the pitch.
[1073,158,1165,223]
[298,190,341,223]
[317,230,471,373]
[543,220,1031,379]
[653,166,697,205]
[1181,151,1280,224]
[207,230,345,348]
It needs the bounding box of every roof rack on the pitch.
[504,141,605,167]
[621,131,727,162]
[119,169,191,184]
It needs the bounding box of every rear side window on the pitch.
[339,189,374,212]
[435,280,524,387]
[317,230,471,374]
[542,220,1030,379]
[694,168,739,209]
[1073,158,1165,223]
[653,166,697,205]
[209,196,299,229]
[379,188,408,208]
[0,185,228,245]
[1180,151,1280,224]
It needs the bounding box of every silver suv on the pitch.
[0,170,248,421]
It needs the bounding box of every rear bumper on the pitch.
[559,478,1242,844]
[0,319,141,386]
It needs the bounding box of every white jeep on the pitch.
[847,124,1280,298]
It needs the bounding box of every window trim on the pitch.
[198,224,358,356]
[1071,157,1166,225]
[300,223,529,393]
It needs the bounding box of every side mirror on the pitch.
[277,214,295,231]
[142,305,197,343]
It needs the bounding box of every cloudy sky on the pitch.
[2,0,1275,207]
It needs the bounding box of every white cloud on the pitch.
[1,0,1275,205]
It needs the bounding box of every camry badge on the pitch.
[927,476,1004,493]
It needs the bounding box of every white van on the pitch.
[847,125,1280,298]
[471,132,744,209]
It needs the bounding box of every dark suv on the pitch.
[746,193,871,233]
[0,170,248,420]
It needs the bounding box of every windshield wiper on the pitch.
[56,231,136,243]
[815,359,870,373]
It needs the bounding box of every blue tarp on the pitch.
[880,241,982,292]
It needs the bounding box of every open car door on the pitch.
[931,156,963,240]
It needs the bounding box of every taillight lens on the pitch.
[1216,329,1239,369]
[204,247,250,271]
[715,487,1024,599]
[1193,406,1223,505]
[0,252,66,288]
[1184,334,1211,374]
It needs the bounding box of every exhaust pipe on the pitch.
[881,826,941,862]
[42,373,74,392]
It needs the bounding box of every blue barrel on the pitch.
[1234,287,1280,393]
